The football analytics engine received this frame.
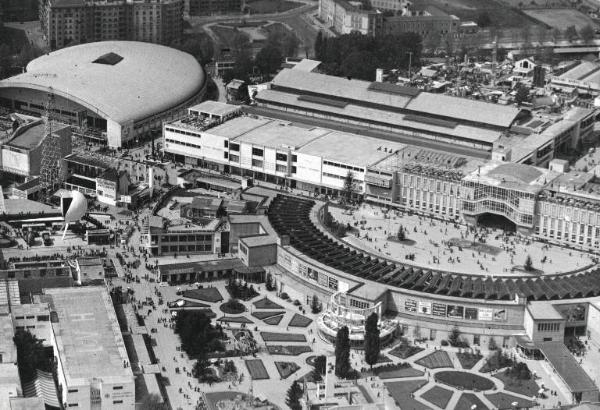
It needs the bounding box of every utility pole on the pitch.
[407,51,413,80]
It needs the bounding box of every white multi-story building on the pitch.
[44,287,134,410]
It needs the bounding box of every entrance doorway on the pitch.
[477,213,516,232]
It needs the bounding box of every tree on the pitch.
[342,171,354,203]
[476,11,492,27]
[174,310,224,359]
[177,35,214,65]
[140,394,167,410]
[311,294,321,314]
[285,380,303,410]
[266,273,275,291]
[335,326,351,378]
[340,50,379,81]
[397,225,406,241]
[314,355,327,376]
[515,84,530,105]
[255,44,283,76]
[315,30,325,61]
[364,313,380,369]
[551,28,562,43]
[488,337,498,351]
[580,24,595,43]
[13,329,52,383]
[448,325,461,347]
[524,254,533,272]
[564,25,579,41]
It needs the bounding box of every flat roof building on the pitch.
[44,287,134,410]
[0,41,206,148]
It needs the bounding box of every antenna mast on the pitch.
[40,91,62,201]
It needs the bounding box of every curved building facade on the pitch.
[0,41,207,148]
[317,292,397,347]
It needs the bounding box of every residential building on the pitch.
[188,0,243,15]
[318,0,383,36]
[39,0,184,49]
[383,6,460,38]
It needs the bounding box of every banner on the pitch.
[465,307,478,320]
[478,308,493,321]
[432,303,446,317]
[405,299,417,312]
[447,304,464,319]
[418,301,432,315]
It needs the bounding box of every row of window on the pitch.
[14,315,49,321]
[155,234,213,242]
[322,172,361,183]
[323,160,364,173]
[537,322,560,332]
[160,244,212,253]
[165,127,201,137]
[166,138,201,149]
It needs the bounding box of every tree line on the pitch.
[314,31,423,81]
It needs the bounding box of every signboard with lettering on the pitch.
[432,303,446,317]
[447,304,464,319]
[465,307,478,320]
[418,301,432,315]
[405,299,417,313]
[318,272,328,287]
[493,309,507,321]
[478,308,493,321]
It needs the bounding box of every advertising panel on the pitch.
[318,272,328,287]
[447,304,464,319]
[465,307,478,320]
[432,303,446,317]
[478,308,493,321]
[418,301,432,315]
[405,299,417,312]
[493,309,507,321]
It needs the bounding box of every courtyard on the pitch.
[329,203,595,276]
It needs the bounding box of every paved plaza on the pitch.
[330,203,596,276]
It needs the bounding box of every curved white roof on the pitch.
[63,190,87,222]
[0,41,205,124]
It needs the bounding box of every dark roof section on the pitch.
[267,194,600,301]
[93,52,123,66]
[368,81,421,97]
[297,95,349,108]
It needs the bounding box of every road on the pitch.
[244,106,492,160]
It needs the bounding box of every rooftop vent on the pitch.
[93,52,123,66]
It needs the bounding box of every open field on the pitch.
[261,332,307,342]
[421,386,453,409]
[245,359,270,380]
[182,287,223,303]
[415,351,453,369]
[413,0,542,29]
[523,8,597,31]
[245,0,304,14]
[385,380,430,410]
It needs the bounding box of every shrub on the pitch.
[280,292,289,300]
[441,340,449,347]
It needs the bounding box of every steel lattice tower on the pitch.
[40,92,62,197]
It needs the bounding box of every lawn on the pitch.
[267,345,312,355]
[245,359,270,380]
[219,299,246,314]
[415,350,453,369]
[253,297,283,309]
[374,364,424,379]
[435,371,494,391]
[245,0,303,14]
[385,380,430,410]
[217,316,253,324]
[275,361,301,379]
[261,332,306,342]
[455,393,488,410]
[263,314,284,325]
[288,313,313,327]
[168,299,210,309]
[421,386,453,409]
[485,392,535,409]
[389,340,425,359]
[523,8,596,31]
[182,287,223,303]
[252,311,285,320]
[456,352,483,370]
[493,370,539,397]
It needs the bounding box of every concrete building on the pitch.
[318,0,383,36]
[44,287,134,410]
[0,41,206,148]
[383,6,460,38]
[1,120,72,181]
[0,0,38,22]
[39,0,184,49]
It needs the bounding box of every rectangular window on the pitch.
[223,152,228,159]
[252,147,263,156]
[37,315,50,322]
[224,140,228,148]
[251,159,263,167]
[113,400,123,404]
[276,152,287,161]
[113,386,123,390]
[230,143,239,152]
[68,389,79,393]
[276,164,287,173]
